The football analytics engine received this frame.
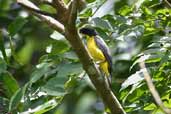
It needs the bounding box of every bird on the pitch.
[79,27,113,85]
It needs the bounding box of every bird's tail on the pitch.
[99,62,112,88]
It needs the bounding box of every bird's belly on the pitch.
[87,39,105,62]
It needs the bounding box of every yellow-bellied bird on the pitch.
[79,27,113,84]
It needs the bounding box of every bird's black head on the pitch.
[79,27,97,36]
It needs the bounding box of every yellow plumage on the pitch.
[86,36,110,76]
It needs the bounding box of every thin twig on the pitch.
[17,0,64,34]
[19,4,56,17]
[51,0,69,24]
[68,0,77,26]
[164,0,171,8]
[53,0,68,11]
[139,61,171,114]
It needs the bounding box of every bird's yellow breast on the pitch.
[87,36,105,62]
[86,36,110,76]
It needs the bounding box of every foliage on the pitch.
[0,0,171,114]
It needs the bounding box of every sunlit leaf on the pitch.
[50,31,65,40]
[121,69,144,91]
[144,103,157,111]
[92,0,114,18]
[79,8,92,18]
[118,5,132,16]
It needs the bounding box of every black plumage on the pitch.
[79,28,97,36]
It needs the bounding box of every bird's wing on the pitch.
[94,36,113,75]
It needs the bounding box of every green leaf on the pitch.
[144,103,157,111]
[95,27,109,40]
[8,17,28,37]
[141,6,152,15]
[8,83,29,112]
[145,55,162,63]
[155,9,170,17]
[8,88,22,112]
[0,57,7,73]
[103,14,117,29]
[20,98,62,114]
[86,0,96,3]
[92,17,113,31]
[50,31,65,40]
[41,63,83,96]
[163,98,171,108]
[34,98,61,114]
[0,72,19,98]
[152,108,165,114]
[50,40,69,54]
[79,8,92,18]
[120,88,129,101]
[158,51,169,66]
[127,87,145,102]
[57,63,83,77]
[30,62,51,83]
[120,69,144,91]
[118,5,132,16]
[63,51,78,61]
[39,4,56,14]
[64,76,79,90]
[120,83,145,104]
[0,31,9,63]
[41,76,67,96]
[121,25,144,39]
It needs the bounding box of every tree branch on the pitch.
[68,0,77,26]
[139,61,171,114]
[65,0,126,114]
[164,0,171,8]
[50,0,69,24]
[17,0,64,34]
[53,0,68,11]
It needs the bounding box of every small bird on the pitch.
[79,27,113,84]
